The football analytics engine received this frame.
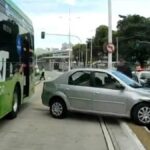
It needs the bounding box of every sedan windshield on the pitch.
[112,71,142,88]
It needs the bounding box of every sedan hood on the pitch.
[134,88,150,97]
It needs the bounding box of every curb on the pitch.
[119,121,146,150]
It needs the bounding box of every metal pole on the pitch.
[85,43,88,67]
[90,38,93,68]
[108,0,112,69]
[116,37,118,63]
[79,47,80,67]
[68,8,71,71]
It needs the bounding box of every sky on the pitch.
[11,0,150,50]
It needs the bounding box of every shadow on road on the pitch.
[67,112,99,122]
[19,102,30,113]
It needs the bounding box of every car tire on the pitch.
[50,99,67,119]
[8,88,19,119]
[132,103,150,125]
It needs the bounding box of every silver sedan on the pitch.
[41,68,150,125]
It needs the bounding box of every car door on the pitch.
[92,71,128,116]
[63,71,93,111]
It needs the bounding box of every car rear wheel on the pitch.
[132,103,150,125]
[50,99,67,119]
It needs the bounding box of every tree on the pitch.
[72,44,86,66]
[117,14,150,66]
[93,25,108,59]
[92,25,117,61]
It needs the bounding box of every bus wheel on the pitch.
[8,89,19,119]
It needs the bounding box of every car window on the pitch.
[112,70,142,88]
[94,72,119,89]
[68,71,91,86]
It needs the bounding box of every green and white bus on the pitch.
[0,0,34,119]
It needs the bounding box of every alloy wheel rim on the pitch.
[52,102,63,116]
[138,106,150,124]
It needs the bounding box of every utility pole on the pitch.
[108,0,112,69]
[85,43,88,67]
[116,37,119,63]
[90,38,93,68]
[68,8,71,71]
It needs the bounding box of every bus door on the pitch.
[21,33,34,97]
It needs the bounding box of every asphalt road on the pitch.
[0,81,109,150]
[0,70,147,150]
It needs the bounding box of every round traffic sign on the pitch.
[107,43,115,53]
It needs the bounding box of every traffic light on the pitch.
[41,31,45,39]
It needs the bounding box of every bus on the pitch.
[0,0,34,119]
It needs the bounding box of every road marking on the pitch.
[99,117,115,150]
[119,121,146,150]
[144,126,150,133]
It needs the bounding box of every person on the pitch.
[117,58,132,78]
[20,35,33,74]
[136,64,144,72]
[40,66,45,80]
[21,35,32,96]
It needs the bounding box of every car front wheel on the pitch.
[50,99,67,119]
[132,103,150,125]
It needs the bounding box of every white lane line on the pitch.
[119,121,146,150]
[99,117,115,150]
[144,126,150,133]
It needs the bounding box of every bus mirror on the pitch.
[41,31,45,39]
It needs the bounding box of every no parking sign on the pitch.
[106,43,115,53]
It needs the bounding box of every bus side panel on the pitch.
[0,80,15,118]
[0,0,34,118]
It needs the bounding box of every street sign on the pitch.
[106,43,115,53]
